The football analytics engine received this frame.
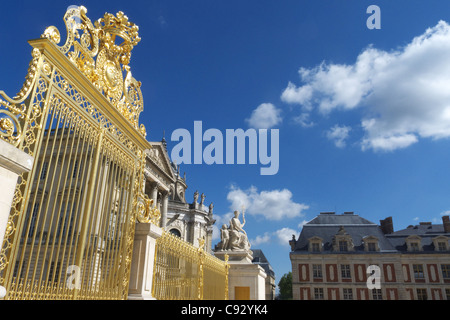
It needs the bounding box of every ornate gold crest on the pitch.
[41,6,146,137]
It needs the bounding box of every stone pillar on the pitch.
[128,222,163,300]
[0,139,33,299]
[151,182,159,204]
[0,139,33,252]
[215,250,267,300]
[160,191,169,229]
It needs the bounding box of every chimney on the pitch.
[443,216,450,233]
[380,217,394,234]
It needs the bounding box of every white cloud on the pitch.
[227,185,309,221]
[274,227,298,245]
[293,112,315,128]
[326,125,351,148]
[250,232,272,246]
[281,82,313,108]
[246,103,282,129]
[297,220,309,229]
[282,20,450,152]
[250,228,299,247]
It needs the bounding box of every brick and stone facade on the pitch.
[289,212,450,300]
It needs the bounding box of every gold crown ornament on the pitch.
[41,6,146,137]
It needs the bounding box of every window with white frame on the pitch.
[372,289,382,300]
[343,288,353,300]
[441,264,450,279]
[311,242,321,252]
[363,235,380,252]
[417,288,427,300]
[341,264,351,279]
[406,235,422,252]
[312,264,322,279]
[308,236,323,253]
[339,240,348,252]
[413,264,424,279]
[314,288,324,300]
[332,226,354,252]
[432,236,449,252]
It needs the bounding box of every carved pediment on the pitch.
[145,142,176,183]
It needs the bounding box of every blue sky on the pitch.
[2,0,450,288]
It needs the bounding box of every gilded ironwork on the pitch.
[41,6,146,137]
[0,6,151,300]
[152,231,229,300]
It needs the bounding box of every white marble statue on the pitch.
[217,210,250,251]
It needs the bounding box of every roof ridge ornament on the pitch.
[41,6,146,137]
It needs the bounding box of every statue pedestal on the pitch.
[215,250,253,264]
[215,250,267,300]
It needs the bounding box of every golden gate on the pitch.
[0,6,155,299]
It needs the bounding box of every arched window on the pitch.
[169,228,181,238]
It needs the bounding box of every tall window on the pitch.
[410,242,420,252]
[314,288,324,300]
[416,289,427,300]
[413,264,424,279]
[367,242,377,252]
[40,161,48,180]
[23,203,40,239]
[441,265,450,279]
[72,160,79,179]
[341,264,351,279]
[343,288,353,300]
[445,289,450,300]
[437,241,448,251]
[49,261,61,283]
[313,264,322,279]
[339,240,348,252]
[56,204,75,241]
[372,289,382,300]
[311,242,321,252]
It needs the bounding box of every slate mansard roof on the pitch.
[252,249,275,278]
[386,223,448,253]
[291,212,450,254]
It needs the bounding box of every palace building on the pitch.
[289,212,450,300]
[146,138,215,252]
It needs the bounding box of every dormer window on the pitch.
[406,235,422,252]
[312,243,321,252]
[332,226,354,252]
[308,236,323,253]
[432,235,449,252]
[363,235,380,252]
[339,240,348,252]
[438,242,447,251]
